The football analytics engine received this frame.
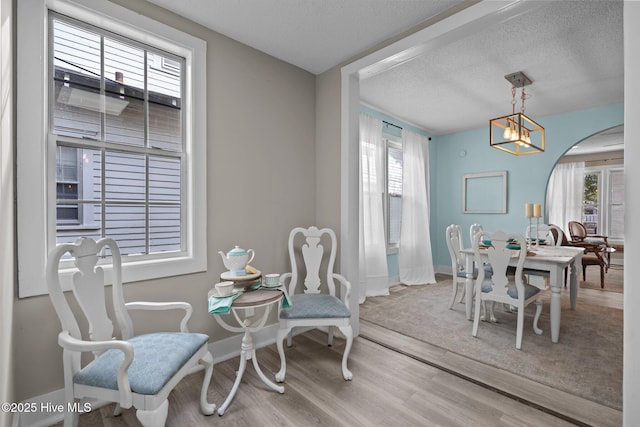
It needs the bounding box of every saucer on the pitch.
[220,270,261,282]
[208,287,242,298]
[261,282,281,289]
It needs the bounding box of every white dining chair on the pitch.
[445,224,467,308]
[472,230,544,350]
[548,224,566,246]
[469,223,484,247]
[446,224,494,320]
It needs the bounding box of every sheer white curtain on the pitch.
[359,113,389,302]
[547,161,585,233]
[399,130,436,285]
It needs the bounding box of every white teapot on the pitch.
[218,245,255,275]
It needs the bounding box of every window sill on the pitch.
[56,224,101,231]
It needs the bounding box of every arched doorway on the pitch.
[546,125,624,247]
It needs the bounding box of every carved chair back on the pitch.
[47,238,134,361]
[286,226,339,296]
[445,224,465,275]
[469,223,484,248]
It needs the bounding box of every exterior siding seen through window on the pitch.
[51,14,184,256]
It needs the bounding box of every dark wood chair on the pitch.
[581,250,606,288]
[567,221,607,288]
[568,220,608,242]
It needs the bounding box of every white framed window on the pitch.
[17,0,207,297]
[582,166,624,242]
[608,168,624,240]
[385,137,403,250]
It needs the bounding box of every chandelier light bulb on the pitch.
[510,125,519,141]
[503,126,511,139]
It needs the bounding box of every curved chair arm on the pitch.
[332,273,352,310]
[279,272,293,294]
[58,331,134,408]
[125,301,193,332]
[570,241,606,258]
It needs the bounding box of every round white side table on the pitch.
[212,289,284,416]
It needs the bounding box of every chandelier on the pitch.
[489,71,545,155]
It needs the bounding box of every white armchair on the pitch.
[47,237,215,426]
[275,226,353,382]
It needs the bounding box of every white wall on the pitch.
[0,0,14,424]
[623,2,639,425]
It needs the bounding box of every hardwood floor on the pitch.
[58,330,580,427]
[359,320,621,427]
[57,262,624,426]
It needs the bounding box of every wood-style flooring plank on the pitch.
[359,320,622,427]
[58,329,591,427]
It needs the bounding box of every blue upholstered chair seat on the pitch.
[457,263,493,280]
[280,294,351,319]
[74,332,209,395]
[506,283,541,299]
[456,271,470,279]
[478,264,496,293]
[482,275,540,298]
[480,280,494,293]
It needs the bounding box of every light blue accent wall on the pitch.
[431,103,623,270]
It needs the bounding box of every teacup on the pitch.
[214,281,235,297]
[264,273,280,287]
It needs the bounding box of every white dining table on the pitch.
[460,245,584,343]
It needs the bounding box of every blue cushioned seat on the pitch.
[482,264,540,298]
[74,332,209,395]
[479,263,495,293]
[458,263,493,280]
[480,280,494,293]
[280,294,351,319]
[506,283,541,299]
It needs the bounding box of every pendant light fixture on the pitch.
[489,71,544,155]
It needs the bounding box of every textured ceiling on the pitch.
[146,0,623,147]
[146,0,465,74]
[359,0,624,135]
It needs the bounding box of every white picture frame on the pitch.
[462,171,507,214]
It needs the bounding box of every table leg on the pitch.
[218,315,284,416]
[251,351,284,393]
[569,259,579,310]
[217,348,248,416]
[549,283,561,344]
[464,253,474,320]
